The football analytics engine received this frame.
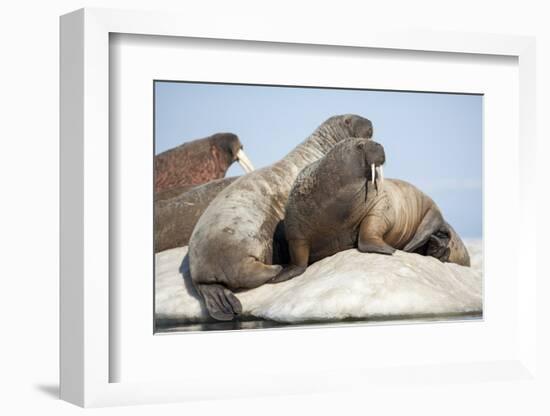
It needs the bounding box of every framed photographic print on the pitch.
[152,81,483,332]
[60,7,538,408]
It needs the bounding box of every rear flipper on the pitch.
[429,222,471,266]
[425,229,451,262]
[402,206,445,253]
[269,265,307,284]
[236,258,283,289]
[196,283,242,321]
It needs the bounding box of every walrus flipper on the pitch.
[425,230,452,261]
[429,222,471,267]
[197,283,242,321]
[357,238,396,255]
[269,265,307,284]
[402,206,445,253]
[237,258,283,289]
[269,239,309,283]
[358,215,396,255]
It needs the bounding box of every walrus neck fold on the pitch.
[284,122,349,170]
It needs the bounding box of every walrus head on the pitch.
[289,114,374,167]
[211,133,255,173]
[342,114,374,139]
[324,137,385,192]
[321,114,373,140]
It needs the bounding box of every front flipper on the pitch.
[268,238,310,284]
[358,239,396,255]
[402,206,445,253]
[358,215,396,255]
[196,283,242,321]
[269,265,307,284]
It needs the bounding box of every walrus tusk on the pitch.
[371,163,377,194]
[376,165,384,192]
[236,149,255,173]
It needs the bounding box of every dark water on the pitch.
[155,312,482,334]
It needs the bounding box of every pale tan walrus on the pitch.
[271,137,470,283]
[188,115,374,321]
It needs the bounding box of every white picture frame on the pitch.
[60,7,538,407]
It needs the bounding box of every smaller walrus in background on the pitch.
[155,132,254,194]
[155,177,238,252]
[272,137,470,283]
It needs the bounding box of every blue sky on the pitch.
[155,82,482,238]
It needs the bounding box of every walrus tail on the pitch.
[196,283,242,321]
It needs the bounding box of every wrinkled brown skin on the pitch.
[189,114,374,321]
[155,177,239,252]
[272,138,470,284]
[155,133,243,194]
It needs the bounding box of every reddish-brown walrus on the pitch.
[271,137,470,283]
[155,133,254,193]
[188,115,374,321]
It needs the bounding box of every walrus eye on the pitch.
[355,144,364,150]
[344,117,351,125]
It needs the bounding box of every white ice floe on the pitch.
[155,240,483,324]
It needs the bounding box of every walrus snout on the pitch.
[216,133,255,174]
[343,114,374,139]
[357,122,373,139]
[366,126,373,138]
[364,140,386,167]
[363,140,385,192]
[235,148,255,173]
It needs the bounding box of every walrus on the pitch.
[155,177,238,252]
[155,132,254,193]
[188,114,374,321]
[155,184,199,201]
[271,137,470,283]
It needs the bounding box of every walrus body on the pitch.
[155,133,254,194]
[155,184,198,201]
[273,138,470,283]
[155,177,239,252]
[189,115,374,321]
[355,179,469,265]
